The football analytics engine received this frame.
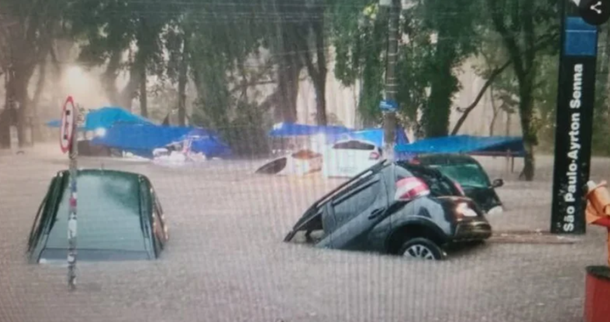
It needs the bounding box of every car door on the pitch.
[317,171,389,251]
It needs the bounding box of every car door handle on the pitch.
[368,208,385,220]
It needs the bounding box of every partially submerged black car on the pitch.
[284,160,492,260]
[412,154,504,214]
[27,169,169,264]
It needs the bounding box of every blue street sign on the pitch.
[379,99,398,112]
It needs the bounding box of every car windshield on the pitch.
[45,172,146,253]
[429,163,490,188]
[395,165,459,197]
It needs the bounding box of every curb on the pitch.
[489,230,581,245]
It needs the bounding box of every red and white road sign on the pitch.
[60,96,76,153]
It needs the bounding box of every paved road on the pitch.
[0,150,608,322]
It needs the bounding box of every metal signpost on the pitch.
[60,96,79,289]
[551,0,609,234]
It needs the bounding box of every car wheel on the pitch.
[399,238,444,260]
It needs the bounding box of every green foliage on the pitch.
[332,0,482,135]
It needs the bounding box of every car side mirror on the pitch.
[491,178,504,188]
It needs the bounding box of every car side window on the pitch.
[332,180,381,227]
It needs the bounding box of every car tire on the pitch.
[399,237,445,260]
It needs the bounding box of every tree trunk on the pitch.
[139,67,148,117]
[423,27,457,138]
[517,74,536,181]
[31,62,47,142]
[177,30,190,126]
[101,50,122,105]
[118,66,141,110]
[311,7,327,126]
[314,81,327,125]
[273,0,301,123]
[275,50,300,123]
[489,85,498,136]
[8,65,35,147]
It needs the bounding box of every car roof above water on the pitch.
[416,154,479,165]
[55,168,144,181]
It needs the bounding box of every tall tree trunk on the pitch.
[310,6,328,126]
[31,62,47,142]
[118,66,141,110]
[9,63,37,147]
[139,67,148,117]
[489,85,498,136]
[273,0,301,123]
[423,26,457,137]
[518,76,536,180]
[275,49,300,123]
[13,76,31,147]
[177,30,190,126]
[101,50,122,105]
[487,0,537,181]
[313,79,327,125]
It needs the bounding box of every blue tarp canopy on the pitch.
[338,127,409,147]
[46,107,153,131]
[395,135,525,156]
[91,123,232,158]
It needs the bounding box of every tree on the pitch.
[332,1,386,127]
[68,0,172,110]
[417,0,481,138]
[0,1,66,147]
[332,0,481,136]
[485,0,559,181]
[296,0,329,126]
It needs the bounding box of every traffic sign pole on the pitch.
[60,96,79,290]
[67,106,78,290]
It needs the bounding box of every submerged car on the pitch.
[27,169,169,264]
[255,149,323,176]
[284,160,492,260]
[412,154,504,214]
[321,139,383,178]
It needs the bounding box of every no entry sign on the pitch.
[59,96,76,153]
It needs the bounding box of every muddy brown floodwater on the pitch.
[1,146,608,322]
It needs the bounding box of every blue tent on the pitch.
[338,127,409,147]
[394,135,525,156]
[91,123,231,158]
[46,107,153,131]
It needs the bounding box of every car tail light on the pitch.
[394,177,430,202]
[409,157,420,165]
[369,151,381,160]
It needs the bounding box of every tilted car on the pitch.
[284,160,492,260]
[412,154,504,214]
[27,169,169,264]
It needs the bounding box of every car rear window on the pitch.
[45,172,146,252]
[332,141,376,150]
[395,165,460,197]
